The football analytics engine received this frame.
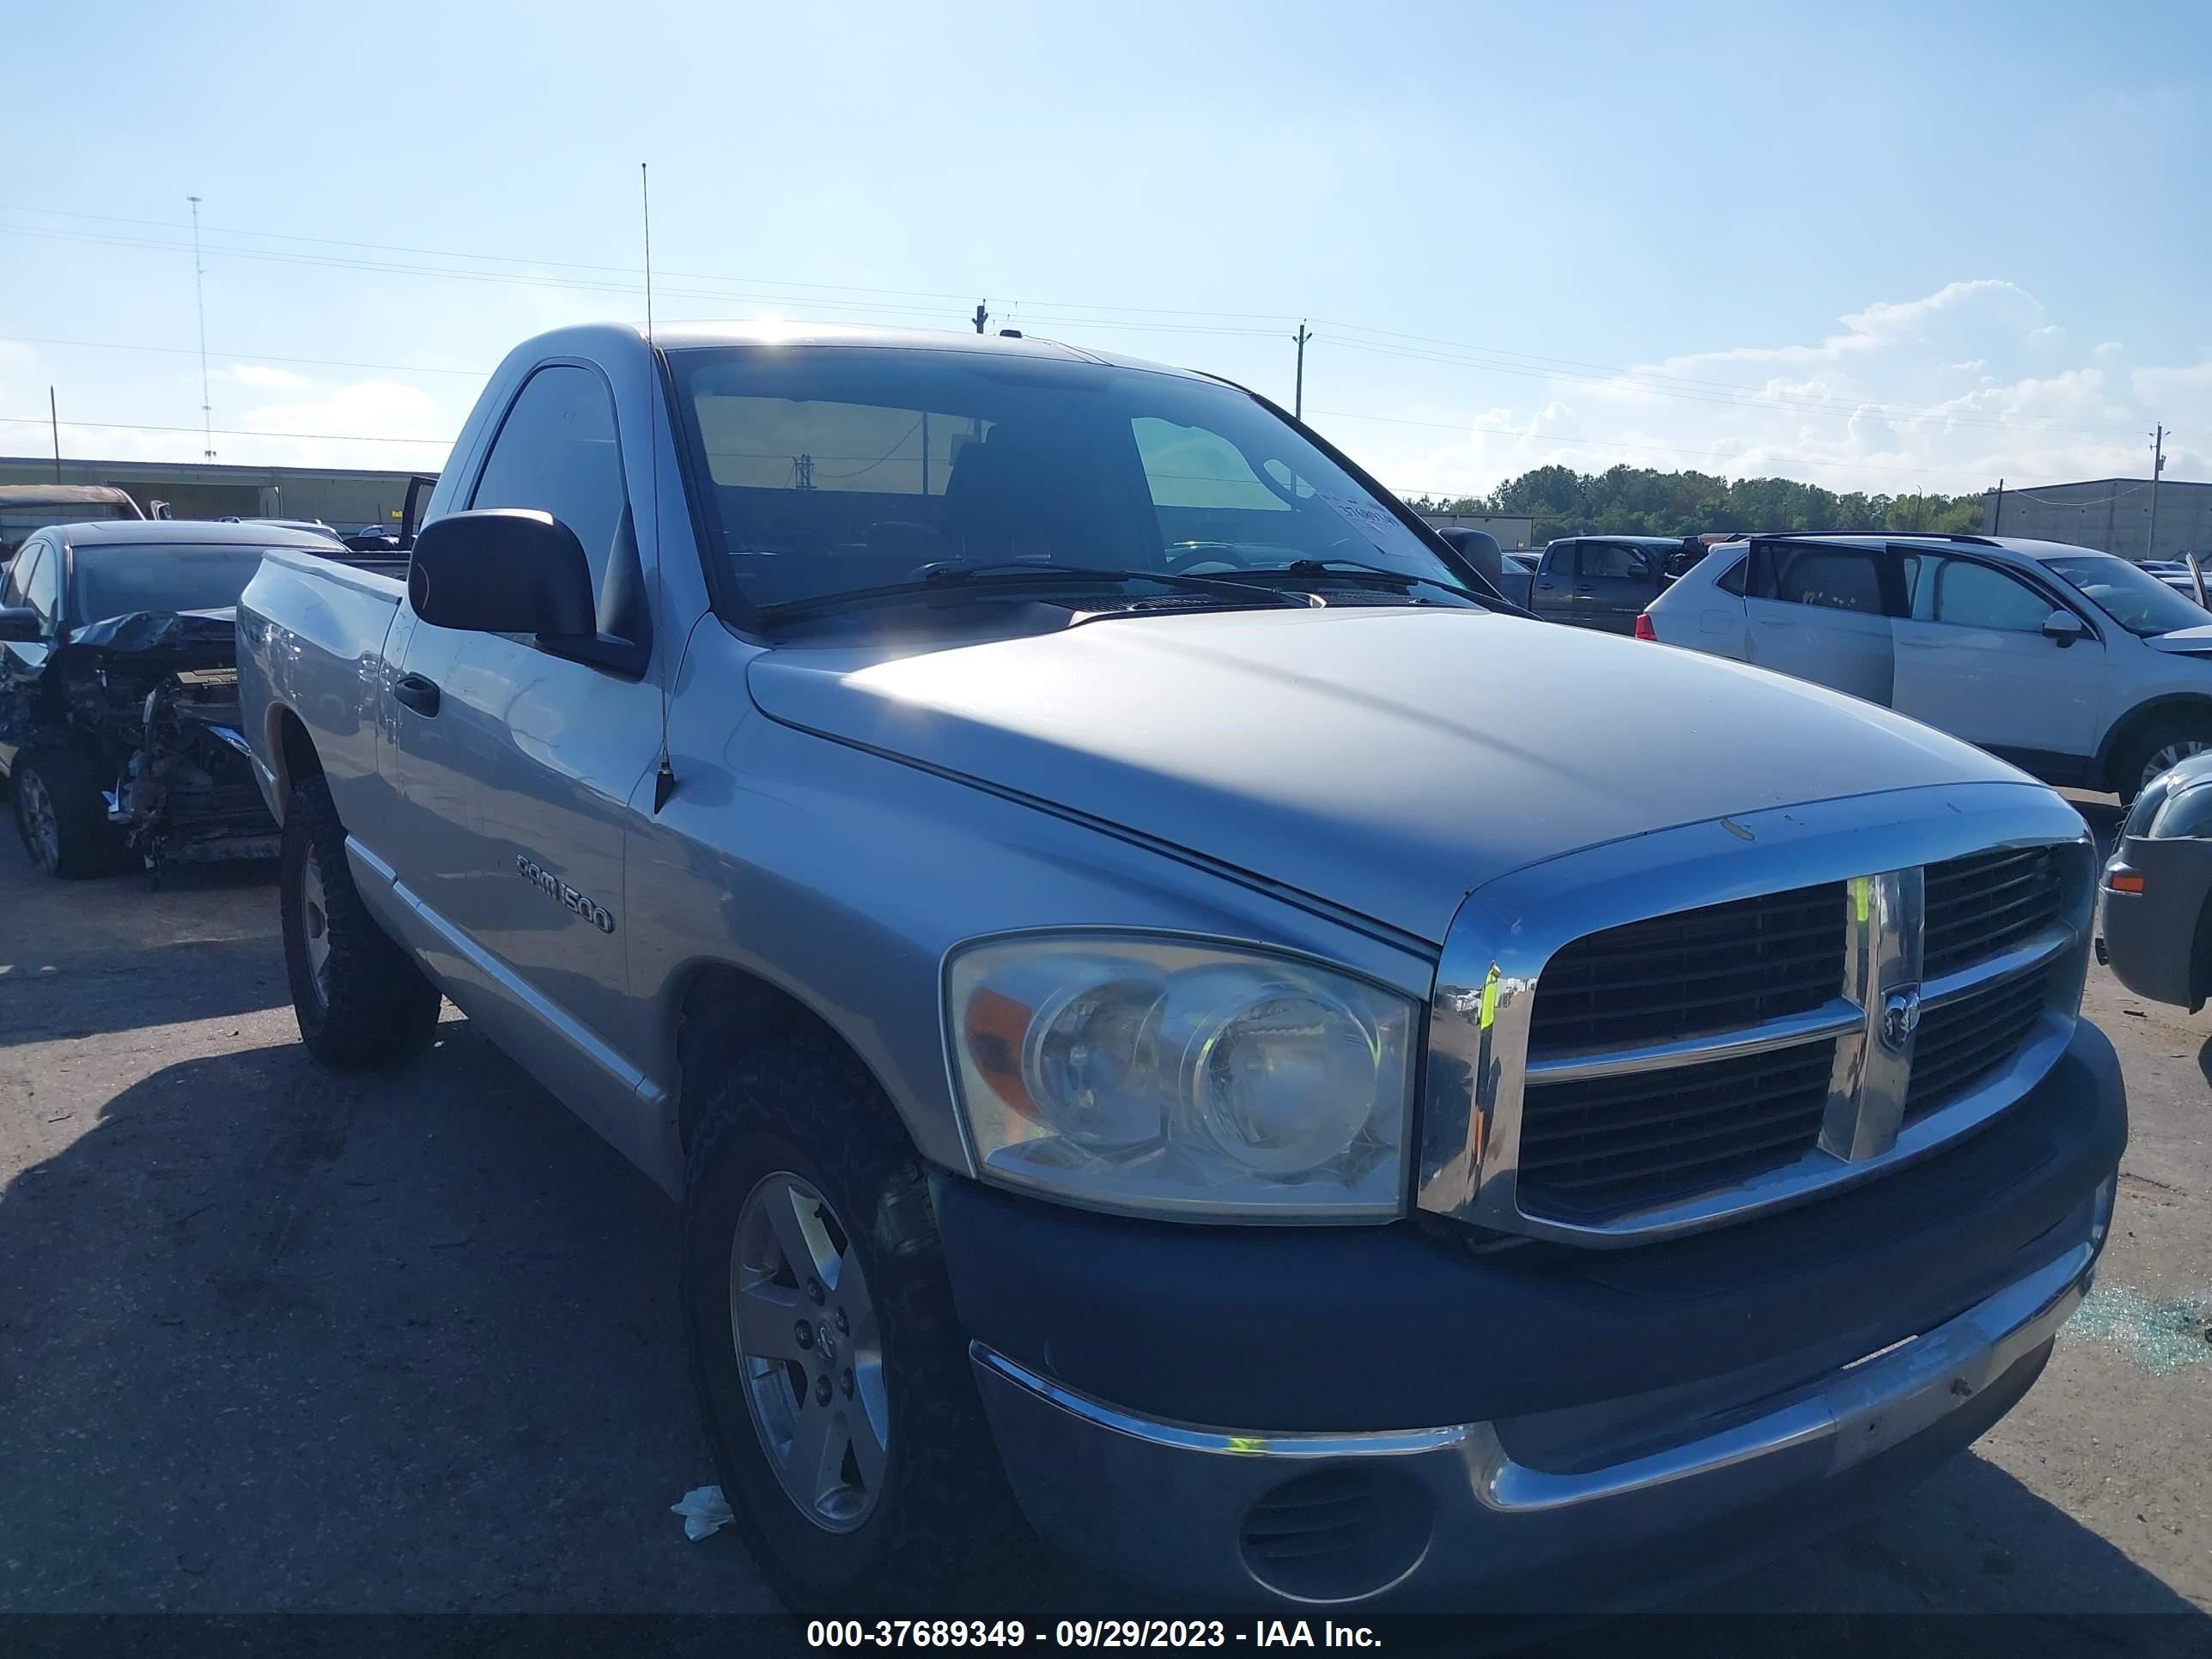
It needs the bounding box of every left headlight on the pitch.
[945,934,1418,1222]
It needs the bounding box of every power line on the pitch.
[0,335,490,377]
[0,200,1305,323]
[0,202,2146,442]
[0,414,447,446]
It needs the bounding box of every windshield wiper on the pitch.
[1242,558,1488,605]
[758,562,1313,623]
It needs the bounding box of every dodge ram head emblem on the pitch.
[1880,988,1923,1054]
[515,854,617,935]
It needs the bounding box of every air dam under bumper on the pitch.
[970,1203,2108,1612]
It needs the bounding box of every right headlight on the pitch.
[945,934,1417,1222]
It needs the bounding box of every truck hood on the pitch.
[748,607,2025,943]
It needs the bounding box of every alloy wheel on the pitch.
[299,851,333,1006]
[17,770,59,872]
[2144,740,2211,793]
[728,1171,889,1534]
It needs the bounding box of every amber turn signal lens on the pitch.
[2109,872,2146,894]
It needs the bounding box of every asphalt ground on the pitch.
[0,796,2206,1653]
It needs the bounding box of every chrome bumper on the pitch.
[970,1206,2106,1609]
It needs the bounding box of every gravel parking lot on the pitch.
[0,801,2207,1645]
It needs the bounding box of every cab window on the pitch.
[469,364,628,592]
[1,540,41,611]
[1583,542,1653,581]
[1905,556,2055,632]
[19,544,60,625]
[1749,544,1885,614]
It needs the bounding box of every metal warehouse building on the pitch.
[0,456,435,529]
[1984,477,2212,562]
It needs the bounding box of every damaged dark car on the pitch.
[1,520,362,879]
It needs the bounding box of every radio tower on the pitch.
[188,196,216,459]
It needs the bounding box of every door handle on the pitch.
[1574,583,1595,593]
[393,673,441,717]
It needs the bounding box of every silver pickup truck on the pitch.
[238,323,2124,1617]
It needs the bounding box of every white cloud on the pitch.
[229,364,311,390]
[1338,280,2199,501]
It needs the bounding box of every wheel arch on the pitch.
[263,703,325,823]
[667,960,906,1157]
[2097,694,2212,793]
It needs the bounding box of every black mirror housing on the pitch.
[408,509,597,637]
[0,605,42,643]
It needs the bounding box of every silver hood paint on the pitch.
[748,607,2027,943]
[2142,624,2212,655]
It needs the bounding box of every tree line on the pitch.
[1406,465,1986,545]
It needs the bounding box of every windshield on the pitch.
[2,503,134,558]
[70,544,275,624]
[2044,553,2212,637]
[666,345,1468,615]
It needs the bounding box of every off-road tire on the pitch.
[11,747,125,878]
[680,1036,1036,1613]
[2113,716,2212,805]
[279,775,441,1069]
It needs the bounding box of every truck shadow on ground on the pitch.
[0,1019,2203,1645]
[0,935,291,1048]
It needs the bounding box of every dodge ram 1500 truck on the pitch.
[238,323,2124,1617]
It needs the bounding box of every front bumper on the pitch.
[971,1191,2108,1610]
[943,1019,2124,1610]
[2098,840,2212,1010]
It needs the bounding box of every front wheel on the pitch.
[10,748,124,878]
[278,775,442,1068]
[680,1039,1033,1613]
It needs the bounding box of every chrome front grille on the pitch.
[1517,1042,1838,1219]
[1923,846,2065,979]
[1906,964,2055,1120]
[1527,884,1845,1054]
[1415,788,2097,1245]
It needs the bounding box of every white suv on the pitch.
[1642,533,2212,801]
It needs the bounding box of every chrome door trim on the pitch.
[1416,781,2094,1247]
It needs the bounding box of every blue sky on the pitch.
[3,0,2208,498]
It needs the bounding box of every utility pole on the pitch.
[973,302,988,335]
[49,387,61,482]
[1292,321,1313,420]
[1991,477,2003,533]
[188,195,216,459]
[2148,425,2168,561]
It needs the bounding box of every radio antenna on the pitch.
[644,162,678,812]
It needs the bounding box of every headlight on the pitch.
[945,935,1417,1221]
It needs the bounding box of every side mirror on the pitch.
[2043,609,2087,648]
[0,606,42,643]
[408,509,596,637]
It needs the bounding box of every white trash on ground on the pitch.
[672,1484,733,1540]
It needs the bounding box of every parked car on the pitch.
[1528,535,1688,631]
[221,516,344,540]
[0,483,143,566]
[239,324,2121,1616]
[1643,532,2212,801]
[2098,750,2212,1009]
[0,520,357,878]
